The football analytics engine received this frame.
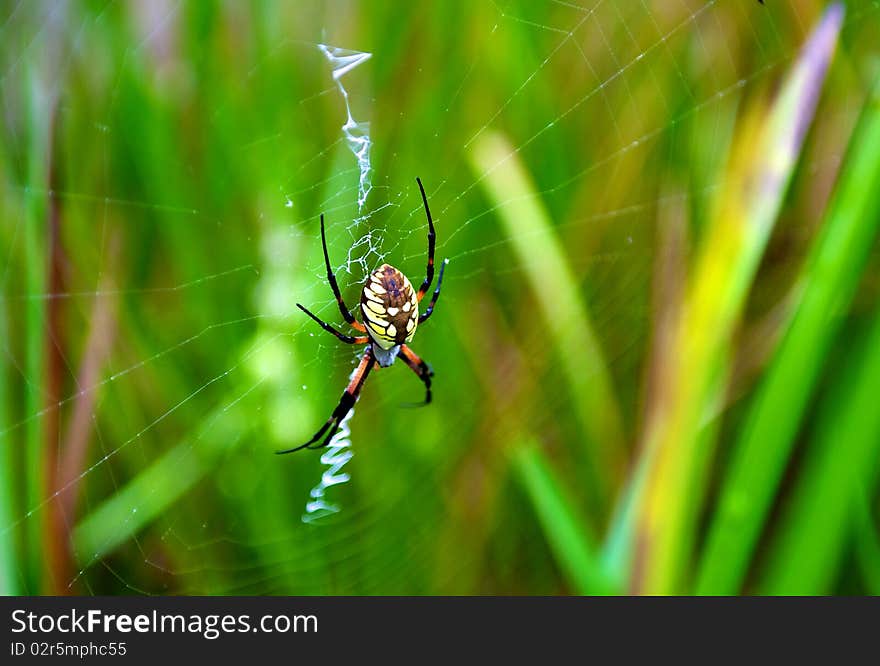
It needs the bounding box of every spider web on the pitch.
[0,0,875,594]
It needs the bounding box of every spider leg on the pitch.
[276,348,376,454]
[415,177,437,302]
[417,257,448,325]
[398,344,434,406]
[320,214,366,332]
[297,303,369,344]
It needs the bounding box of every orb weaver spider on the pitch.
[277,177,448,454]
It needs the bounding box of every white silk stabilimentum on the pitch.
[301,365,358,523]
[303,44,373,523]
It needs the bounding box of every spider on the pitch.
[277,177,448,454]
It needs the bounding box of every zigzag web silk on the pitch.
[302,44,373,523]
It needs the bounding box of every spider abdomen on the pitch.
[360,263,418,350]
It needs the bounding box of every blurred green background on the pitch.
[1,0,879,595]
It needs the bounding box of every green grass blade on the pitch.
[854,491,880,595]
[0,303,19,595]
[758,303,880,594]
[512,442,614,595]
[469,131,625,501]
[697,68,880,595]
[73,398,248,561]
[600,451,649,591]
[22,69,51,594]
[638,4,844,594]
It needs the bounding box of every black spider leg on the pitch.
[276,348,376,454]
[319,213,365,330]
[418,257,448,325]
[415,177,436,301]
[398,344,434,407]
[296,304,369,344]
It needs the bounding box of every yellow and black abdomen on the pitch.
[360,264,418,350]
